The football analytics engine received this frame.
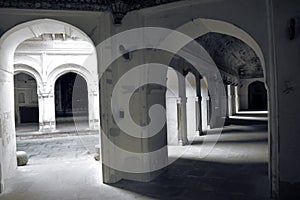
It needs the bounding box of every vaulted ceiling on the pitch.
[196,33,264,79]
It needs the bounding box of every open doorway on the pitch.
[11,21,99,166]
[248,81,267,111]
[14,72,39,132]
[0,19,101,196]
[54,72,89,129]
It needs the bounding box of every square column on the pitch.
[38,92,56,131]
[201,79,209,132]
[195,74,203,135]
[88,90,100,130]
[227,85,233,116]
[177,71,188,146]
[230,85,239,115]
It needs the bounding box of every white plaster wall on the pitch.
[166,68,179,145]
[99,13,169,183]
[185,72,197,138]
[0,70,16,191]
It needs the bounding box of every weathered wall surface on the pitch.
[272,0,300,198]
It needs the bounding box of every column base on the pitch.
[197,130,206,136]
[39,121,56,132]
[89,119,100,130]
[178,139,189,146]
[102,164,166,184]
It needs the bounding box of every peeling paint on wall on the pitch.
[0,112,12,145]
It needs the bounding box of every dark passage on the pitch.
[248,81,267,111]
[55,72,88,125]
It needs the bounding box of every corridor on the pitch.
[0,118,269,200]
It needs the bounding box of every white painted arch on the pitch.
[0,18,98,192]
[171,17,272,193]
[14,64,43,87]
[47,63,97,94]
[163,18,267,146]
[48,63,100,130]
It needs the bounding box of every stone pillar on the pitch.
[209,79,227,129]
[230,85,239,115]
[224,85,229,117]
[227,85,233,116]
[220,84,228,127]
[177,72,188,145]
[201,79,209,132]
[195,74,203,135]
[0,70,17,192]
[38,92,56,131]
[88,89,100,130]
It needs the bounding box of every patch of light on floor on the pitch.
[236,111,268,114]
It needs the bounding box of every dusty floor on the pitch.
[0,115,270,200]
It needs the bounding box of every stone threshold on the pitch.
[16,129,99,140]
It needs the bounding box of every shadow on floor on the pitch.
[190,137,268,145]
[225,118,267,125]
[112,121,270,200]
[111,158,270,200]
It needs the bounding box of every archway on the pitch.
[14,72,39,129]
[117,22,270,198]
[54,72,89,127]
[164,18,270,196]
[47,63,99,131]
[248,81,267,111]
[166,65,202,145]
[0,19,98,192]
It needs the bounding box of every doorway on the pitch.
[14,73,39,131]
[248,81,267,111]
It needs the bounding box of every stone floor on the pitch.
[114,123,269,200]
[16,121,89,133]
[16,135,99,164]
[0,115,270,200]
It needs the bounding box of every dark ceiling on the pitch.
[0,0,181,10]
[197,33,264,79]
[0,0,182,24]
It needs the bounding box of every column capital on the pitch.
[178,138,189,146]
[38,92,54,98]
[176,97,181,104]
[89,90,99,96]
[195,96,202,102]
[177,96,187,103]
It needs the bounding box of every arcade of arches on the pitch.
[0,1,299,200]
[13,33,100,132]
